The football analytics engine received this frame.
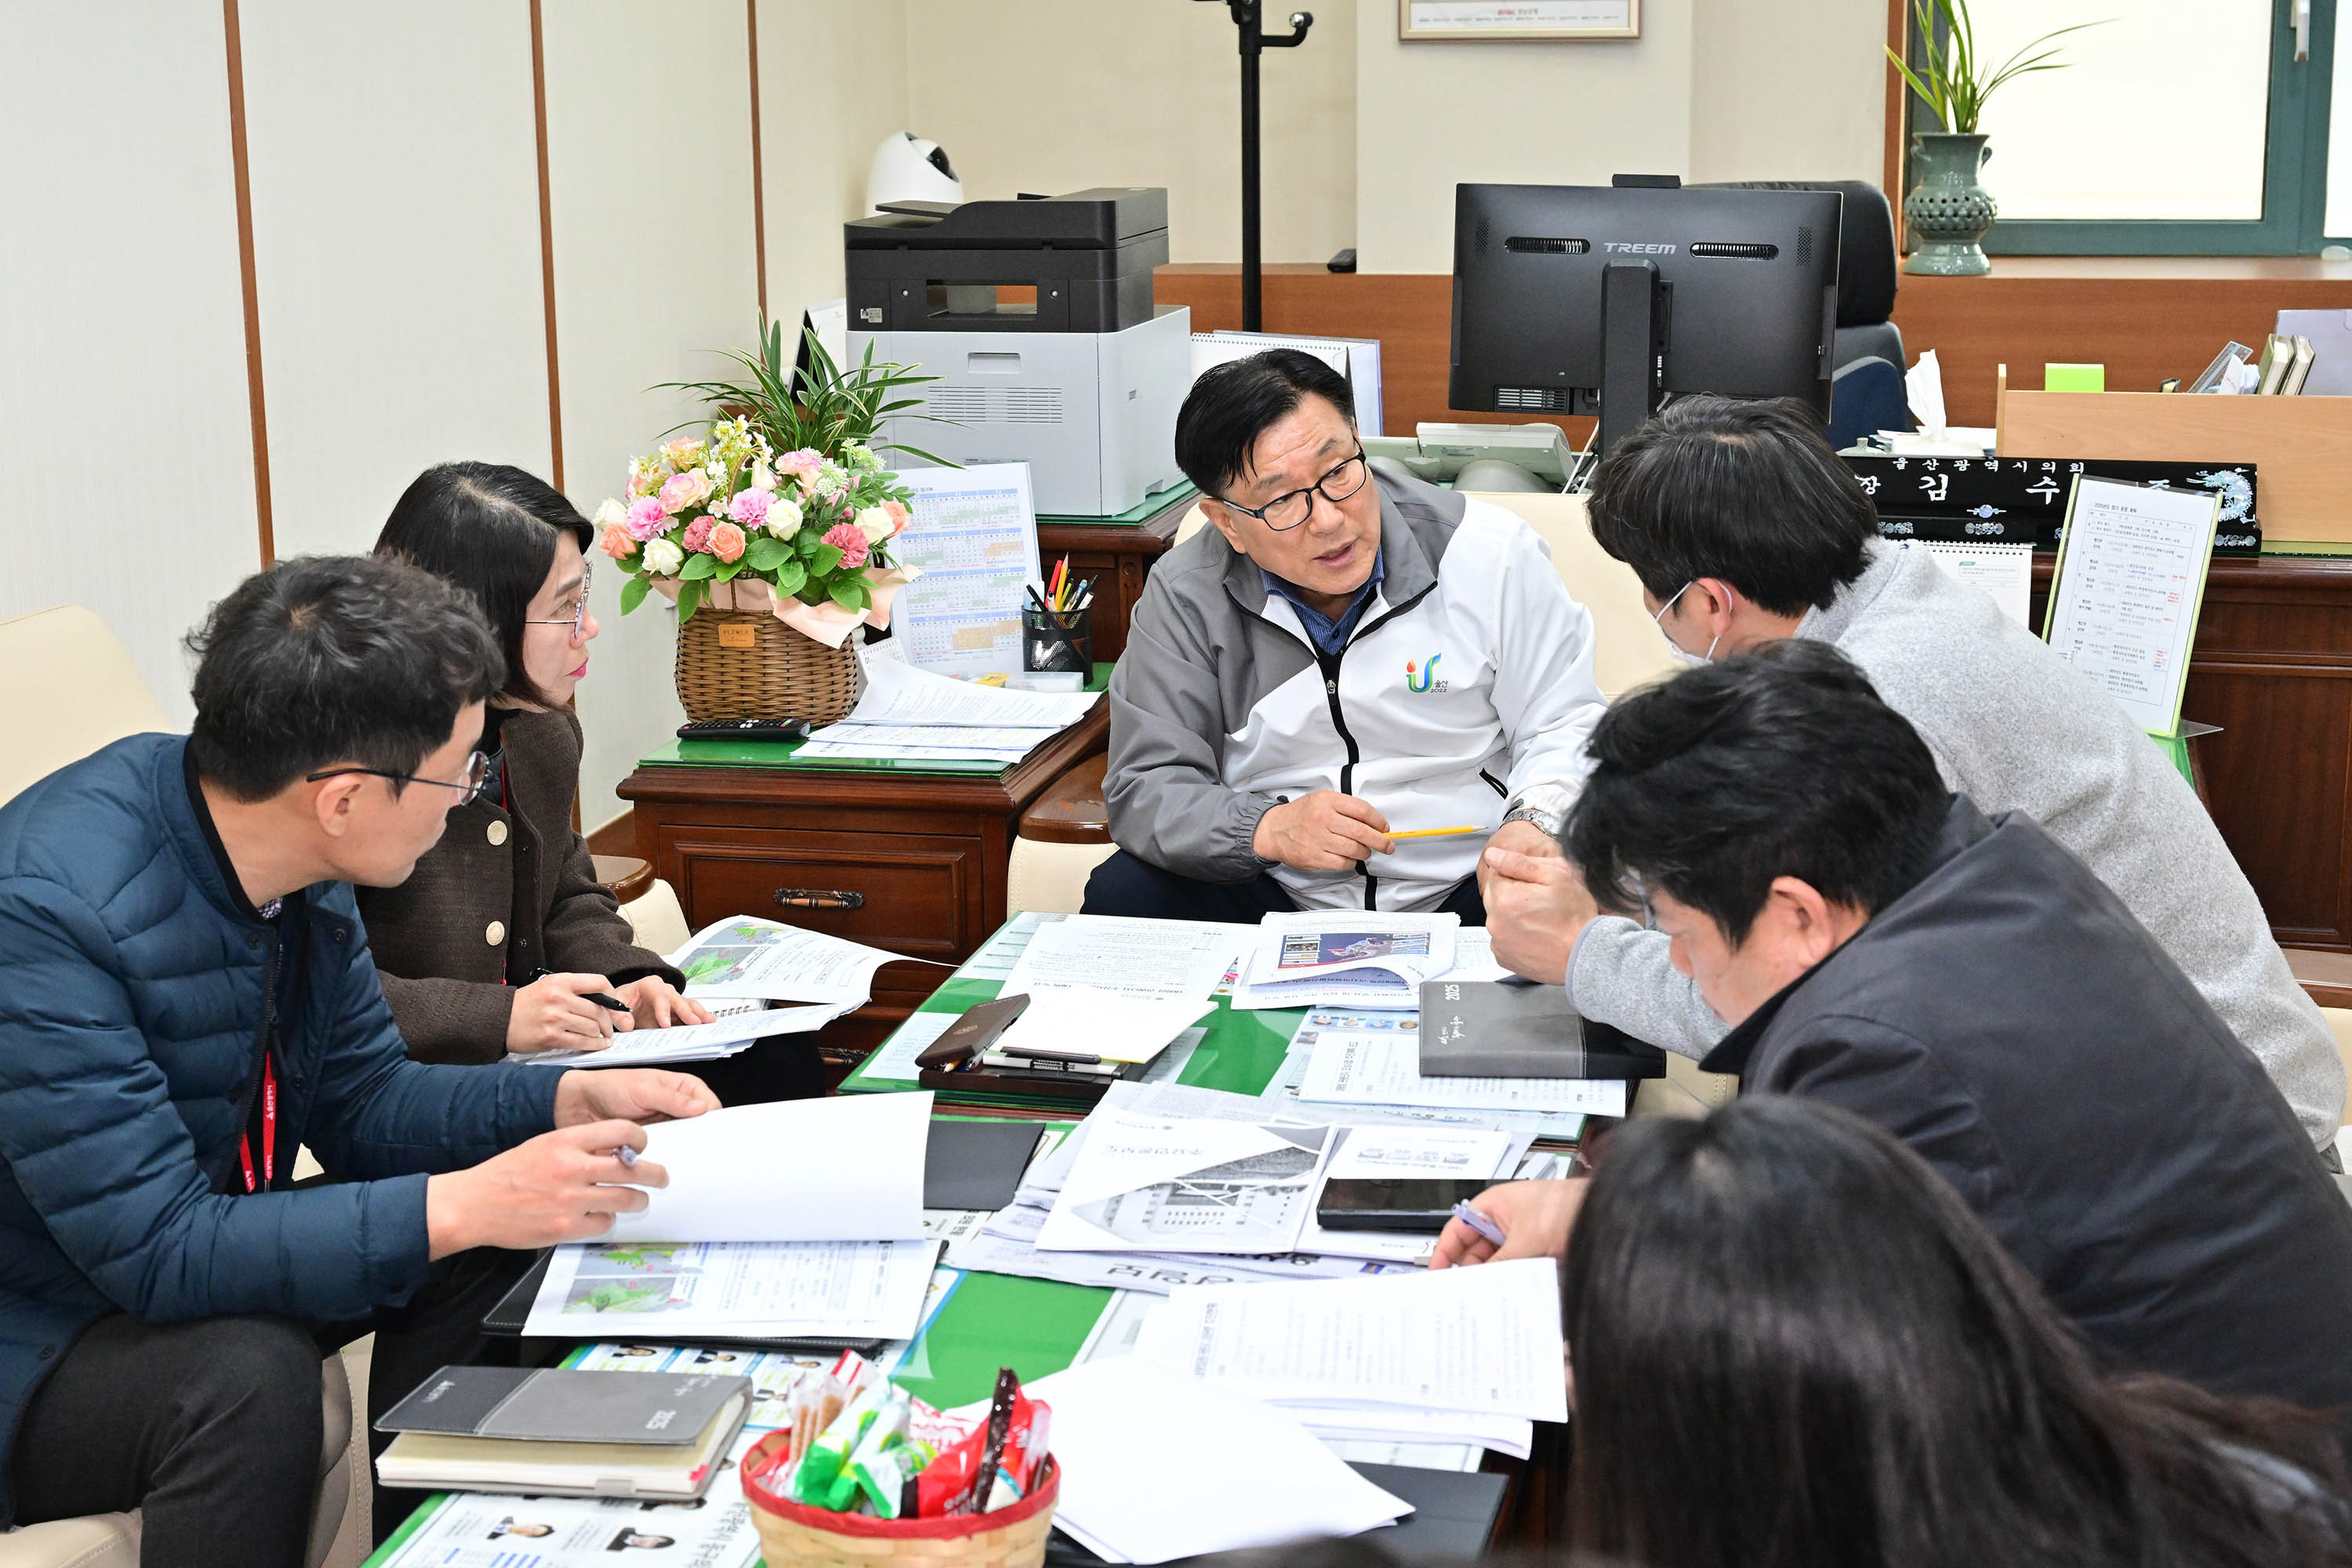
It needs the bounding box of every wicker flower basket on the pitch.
[674,606,863,726]
[740,1430,1059,1568]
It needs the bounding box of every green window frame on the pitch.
[1900,0,2344,256]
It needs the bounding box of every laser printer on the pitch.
[847,187,1191,516]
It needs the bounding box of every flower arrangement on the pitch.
[597,321,949,648]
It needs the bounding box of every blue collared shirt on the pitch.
[1260,550,1385,658]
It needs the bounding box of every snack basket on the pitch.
[740,1428,1059,1568]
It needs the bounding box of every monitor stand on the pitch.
[1597,260,1671,457]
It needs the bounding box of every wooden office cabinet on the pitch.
[2037,554,2352,950]
[618,708,1109,1051]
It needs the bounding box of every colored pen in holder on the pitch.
[1020,604,1093,674]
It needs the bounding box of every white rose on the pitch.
[855,506,893,544]
[641,537,685,576]
[593,497,628,529]
[765,496,804,538]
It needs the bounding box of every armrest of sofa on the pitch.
[1019,753,1112,846]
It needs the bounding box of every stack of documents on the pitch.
[524,1097,941,1340]
[513,1005,846,1069]
[1130,1259,1570,1459]
[516,916,913,1066]
[942,1083,1526,1292]
[1231,912,1460,1011]
[1028,1358,1411,1564]
[797,658,1100,763]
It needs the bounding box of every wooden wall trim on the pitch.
[527,0,564,491]
[746,0,768,319]
[221,0,274,565]
[1883,0,1907,248]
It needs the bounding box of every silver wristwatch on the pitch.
[1501,803,1563,837]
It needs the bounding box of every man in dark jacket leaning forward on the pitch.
[1435,641,2352,1428]
[0,556,720,1563]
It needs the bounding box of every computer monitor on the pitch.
[1449,181,1842,458]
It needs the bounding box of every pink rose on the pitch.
[775,448,822,479]
[821,521,869,570]
[598,522,637,560]
[681,517,716,554]
[708,521,746,563]
[881,499,909,535]
[626,496,670,539]
[658,470,710,515]
[728,488,774,531]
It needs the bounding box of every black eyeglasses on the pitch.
[1216,448,1369,532]
[524,565,593,642]
[305,750,493,805]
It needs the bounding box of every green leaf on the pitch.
[829,577,869,612]
[676,577,705,622]
[619,574,651,614]
[810,543,844,575]
[681,552,718,581]
[717,557,746,581]
[746,536,792,571]
[771,561,808,596]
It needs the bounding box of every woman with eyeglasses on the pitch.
[358,463,819,1102]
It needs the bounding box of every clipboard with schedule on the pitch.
[2040,474,2221,739]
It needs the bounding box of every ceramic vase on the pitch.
[1903,131,1996,276]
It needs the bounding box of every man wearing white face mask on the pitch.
[1480,394,2345,1150]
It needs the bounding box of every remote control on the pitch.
[676,718,810,742]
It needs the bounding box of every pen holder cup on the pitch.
[742,1432,1058,1568]
[1020,606,1093,676]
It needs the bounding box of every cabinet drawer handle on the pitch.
[774,887,866,911]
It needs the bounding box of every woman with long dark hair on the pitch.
[1560,1096,2352,1568]
[361,461,818,1102]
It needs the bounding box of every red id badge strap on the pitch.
[238,1054,278,1195]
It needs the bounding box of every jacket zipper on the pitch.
[1479,769,1508,797]
[1286,586,1441,913]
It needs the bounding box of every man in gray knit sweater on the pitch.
[1483,397,2345,1148]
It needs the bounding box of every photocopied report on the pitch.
[1134,1256,1570,1424]
[999,913,1245,1004]
[669,916,909,1003]
[1298,1029,1628,1117]
[2042,474,2221,735]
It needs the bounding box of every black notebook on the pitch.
[376,1366,749,1445]
[1417,978,1668,1080]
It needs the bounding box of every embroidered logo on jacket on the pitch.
[1404,655,1448,694]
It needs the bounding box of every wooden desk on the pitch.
[619,706,1110,1055]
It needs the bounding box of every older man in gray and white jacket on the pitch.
[1482,394,2347,1149]
[1089,349,1607,922]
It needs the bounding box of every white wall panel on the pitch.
[1354,0,1696,273]
[238,0,552,558]
[542,0,761,826]
[0,0,260,726]
[904,1,1357,267]
[757,0,911,326]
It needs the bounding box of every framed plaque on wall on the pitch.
[1399,0,1639,40]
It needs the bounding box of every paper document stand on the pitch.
[1997,367,2352,544]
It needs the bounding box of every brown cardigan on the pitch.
[357,706,683,1064]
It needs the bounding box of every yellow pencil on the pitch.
[1388,826,1481,840]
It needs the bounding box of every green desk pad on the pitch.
[1036,482,1200,527]
[637,664,1111,774]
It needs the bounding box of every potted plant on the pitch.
[595,321,949,725]
[1886,0,2099,275]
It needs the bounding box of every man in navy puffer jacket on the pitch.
[0,557,718,1565]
